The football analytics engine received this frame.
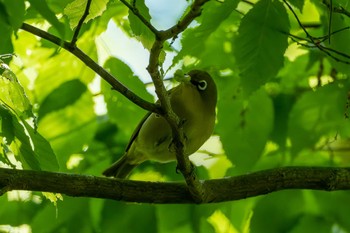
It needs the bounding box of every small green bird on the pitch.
[102,70,217,178]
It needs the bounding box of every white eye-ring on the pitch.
[198,80,207,90]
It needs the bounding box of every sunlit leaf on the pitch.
[64,0,109,29]
[0,62,34,120]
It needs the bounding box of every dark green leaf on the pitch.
[250,191,307,233]
[38,79,87,121]
[0,3,13,54]
[38,90,97,169]
[216,77,274,173]
[101,201,157,233]
[28,0,65,37]
[289,0,305,11]
[174,0,240,69]
[103,57,152,136]
[323,14,350,75]
[1,0,25,30]
[288,82,349,155]
[235,0,290,94]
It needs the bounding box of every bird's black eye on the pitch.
[197,80,207,91]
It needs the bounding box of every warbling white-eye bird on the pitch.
[102,70,217,178]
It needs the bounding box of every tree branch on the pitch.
[20,23,160,114]
[142,0,209,203]
[1,167,350,203]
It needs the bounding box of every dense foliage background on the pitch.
[1,0,350,232]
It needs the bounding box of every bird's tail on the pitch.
[102,155,137,179]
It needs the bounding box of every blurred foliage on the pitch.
[1,0,350,232]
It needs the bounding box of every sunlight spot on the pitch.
[208,210,239,233]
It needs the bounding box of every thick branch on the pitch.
[1,167,350,204]
[20,23,160,114]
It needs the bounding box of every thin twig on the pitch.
[119,0,159,36]
[328,0,333,44]
[20,23,160,114]
[71,0,92,46]
[323,0,350,18]
[283,0,350,65]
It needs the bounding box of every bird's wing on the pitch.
[124,84,183,152]
[125,111,152,152]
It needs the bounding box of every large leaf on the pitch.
[216,76,274,173]
[234,0,290,94]
[102,57,152,137]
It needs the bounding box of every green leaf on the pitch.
[38,79,87,121]
[288,82,349,155]
[0,3,13,54]
[22,120,59,171]
[0,0,25,30]
[34,48,95,102]
[38,90,97,169]
[156,205,217,233]
[216,79,274,173]
[31,198,89,233]
[0,104,58,171]
[0,62,34,120]
[101,201,157,233]
[175,0,240,69]
[323,13,350,75]
[289,0,305,12]
[288,215,332,233]
[128,0,154,49]
[0,105,40,170]
[64,0,109,29]
[28,0,65,37]
[270,94,296,150]
[103,57,152,136]
[250,191,305,233]
[234,0,290,94]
